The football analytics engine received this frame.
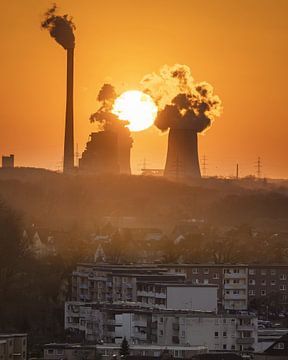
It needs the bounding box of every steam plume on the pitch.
[90,84,130,132]
[41,4,75,49]
[142,64,222,180]
[141,64,222,133]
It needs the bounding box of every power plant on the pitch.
[164,128,201,180]
[79,128,132,175]
[79,84,133,175]
[143,64,222,182]
[42,5,75,173]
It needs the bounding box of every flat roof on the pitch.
[44,343,207,351]
[0,334,27,338]
[138,282,217,287]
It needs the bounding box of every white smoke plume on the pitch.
[141,64,222,132]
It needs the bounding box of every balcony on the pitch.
[137,290,155,297]
[79,284,89,289]
[237,324,255,331]
[224,284,247,290]
[224,272,246,279]
[155,292,166,298]
[236,337,255,345]
[224,294,247,300]
[134,320,147,327]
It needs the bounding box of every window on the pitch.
[280,285,286,291]
[273,342,284,350]
[233,279,240,284]
[249,290,255,296]
[223,331,227,337]
[214,331,219,337]
[233,290,240,295]
[223,344,227,350]
[192,268,198,274]
[261,290,266,296]
[233,269,240,273]
[282,294,287,302]
[56,350,64,355]
[204,268,209,274]
[261,269,267,276]
[181,331,185,337]
[249,269,255,275]
[231,345,235,350]
[271,269,276,276]
[160,330,163,336]
[213,273,219,279]
[204,279,209,284]
[261,280,266,286]
[249,279,255,285]
[280,274,287,281]
[271,280,276,286]
[47,350,54,355]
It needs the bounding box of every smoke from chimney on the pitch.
[41,4,75,49]
[42,4,76,173]
[141,64,222,180]
[88,84,133,174]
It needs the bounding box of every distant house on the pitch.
[0,334,27,360]
[23,227,56,258]
[254,333,288,359]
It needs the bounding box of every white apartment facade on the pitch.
[64,303,257,352]
[223,266,248,310]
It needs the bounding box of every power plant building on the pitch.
[79,130,132,175]
[1,154,14,168]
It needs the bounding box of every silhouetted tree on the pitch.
[119,337,130,359]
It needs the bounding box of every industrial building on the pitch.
[1,154,14,168]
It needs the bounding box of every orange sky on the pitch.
[0,0,287,178]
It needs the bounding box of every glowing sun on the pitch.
[112,90,158,132]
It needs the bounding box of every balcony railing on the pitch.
[236,337,255,345]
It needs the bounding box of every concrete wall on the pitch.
[166,286,217,312]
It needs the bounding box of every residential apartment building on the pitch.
[71,264,186,303]
[247,265,288,305]
[0,334,27,360]
[163,264,288,310]
[64,303,257,352]
[43,343,207,360]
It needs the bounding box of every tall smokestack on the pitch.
[63,47,74,172]
[142,64,222,182]
[42,5,76,173]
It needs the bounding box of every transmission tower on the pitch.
[255,156,262,178]
[201,155,207,177]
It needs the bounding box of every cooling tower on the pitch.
[164,128,201,180]
[63,48,74,172]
